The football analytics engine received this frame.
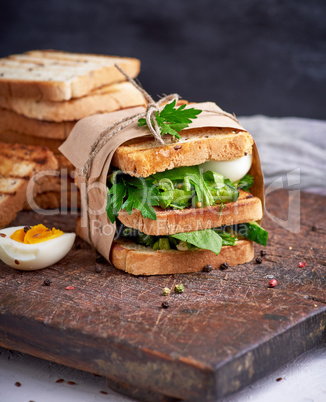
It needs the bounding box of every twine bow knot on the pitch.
[80,64,179,181]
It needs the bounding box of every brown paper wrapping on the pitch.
[59,102,264,262]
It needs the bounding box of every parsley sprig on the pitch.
[138,100,202,139]
[106,173,159,224]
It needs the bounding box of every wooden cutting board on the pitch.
[0,189,325,401]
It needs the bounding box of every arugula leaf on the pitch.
[138,100,202,139]
[171,229,222,255]
[233,174,254,192]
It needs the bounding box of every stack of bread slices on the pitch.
[0,50,145,214]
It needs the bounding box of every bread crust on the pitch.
[112,128,254,177]
[110,239,254,275]
[0,129,63,152]
[0,50,141,101]
[0,178,29,229]
[0,142,58,228]
[0,108,75,140]
[118,191,262,236]
[0,82,146,122]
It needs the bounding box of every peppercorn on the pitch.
[203,264,213,272]
[260,250,267,257]
[311,225,317,232]
[95,265,103,273]
[220,262,229,271]
[23,226,31,233]
[43,279,52,286]
[161,301,169,309]
[256,257,263,264]
[268,279,277,288]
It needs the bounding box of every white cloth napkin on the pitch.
[239,115,326,195]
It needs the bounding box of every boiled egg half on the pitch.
[0,224,75,271]
[200,154,253,183]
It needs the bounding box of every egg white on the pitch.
[0,226,76,271]
[199,154,253,182]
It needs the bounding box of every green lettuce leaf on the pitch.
[232,221,268,246]
[171,229,222,255]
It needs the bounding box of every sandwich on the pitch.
[60,100,267,275]
[108,125,267,275]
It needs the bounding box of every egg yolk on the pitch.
[10,224,64,244]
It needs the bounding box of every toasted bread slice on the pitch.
[0,130,76,173]
[0,82,146,122]
[112,128,254,178]
[0,143,58,228]
[117,190,262,236]
[23,188,80,211]
[0,129,63,152]
[0,142,58,177]
[111,238,254,275]
[0,178,29,230]
[0,108,75,139]
[32,176,62,195]
[0,50,140,101]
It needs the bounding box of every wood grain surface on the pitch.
[0,189,325,401]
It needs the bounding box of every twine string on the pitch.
[81,64,181,182]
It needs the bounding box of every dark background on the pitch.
[1,0,325,119]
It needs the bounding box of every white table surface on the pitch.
[1,344,325,402]
[1,115,325,401]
